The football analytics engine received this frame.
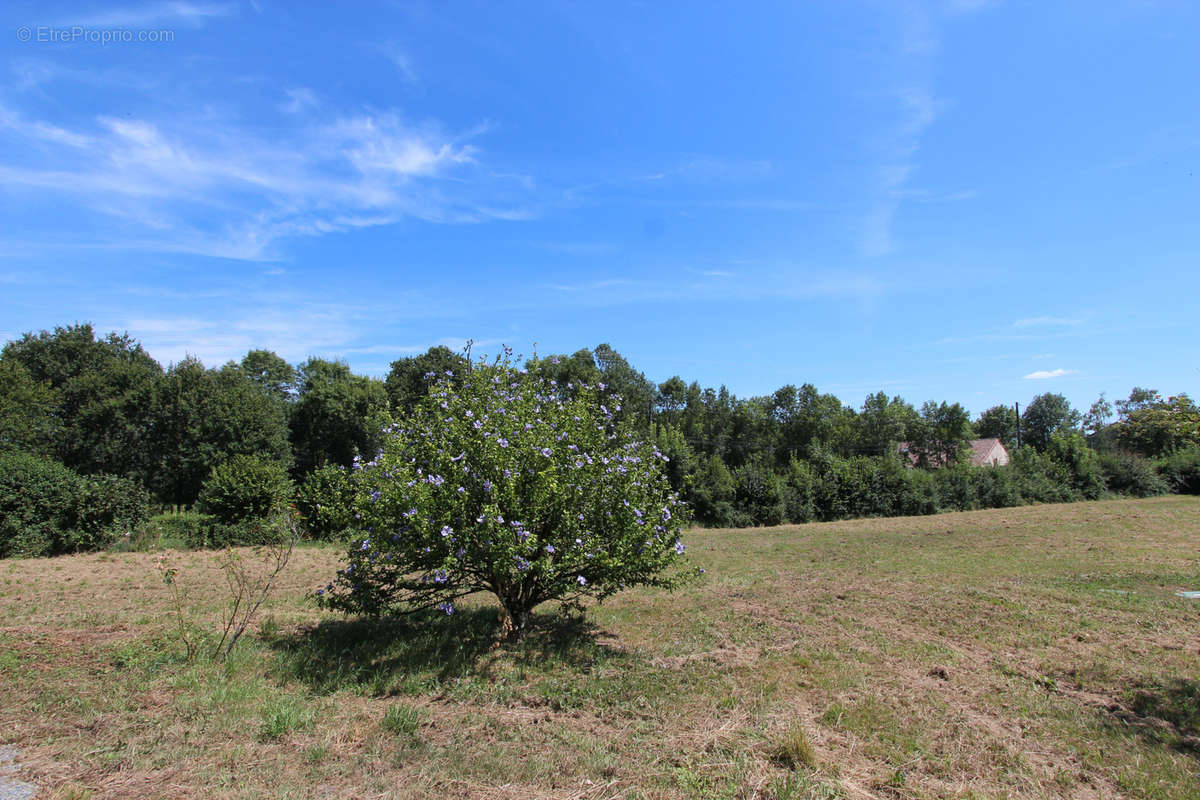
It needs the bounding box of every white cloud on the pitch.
[1023,368,1076,380]
[380,44,420,85]
[861,86,943,257]
[1013,316,1086,328]
[0,102,533,260]
[280,88,319,115]
[74,2,236,28]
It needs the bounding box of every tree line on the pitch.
[1,324,1197,556]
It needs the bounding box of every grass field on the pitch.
[2,496,1199,799]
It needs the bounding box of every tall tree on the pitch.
[0,359,56,456]
[237,349,298,402]
[1,324,162,481]
[1115,393,1200,457]
[1021,393,1082,451]
[975,404,1019,448]
[291,358,390,474]
[529,348,601,392]
[908,401,973,467]
[150,358,292,506]
[592,343,656,428]
[384,346,469,415]
[655,375,689,427]
[856,392,916,456]
[1115,387,1162,420]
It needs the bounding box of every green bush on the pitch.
[197,454,293,526]
[73,473,152,551]
[687,454,738,526]
[1010,447,1076,504]
[1045,433,1106,500]
[807,445,856,521]
[782,458,816,524]
[0,451,81,557]
[147,511,221,549]
[296,464,357,540]
[734,461,787,526]
[1157,445,1200,495]
[861,456,936,517]
[969,465,1023,509]
[208,513,292,548]
[319,352,695,639]
[1098,452,1168,497]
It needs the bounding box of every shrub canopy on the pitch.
[319,352,692,638]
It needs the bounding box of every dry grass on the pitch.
[2,496,1199,798]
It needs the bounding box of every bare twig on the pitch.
[212,513,298,662]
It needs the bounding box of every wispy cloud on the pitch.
[379,43,420,85]
[531,241,619,257]
[858,1,992,257]
[861,87,942,257]
[0,101,535,259]
[547,278,638,293]
[1023,368,1076,380]
[1013,316,1087,328]
[280,87,319,114]
[74,2,236,28]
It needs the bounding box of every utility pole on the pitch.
[1015,402,1021,449]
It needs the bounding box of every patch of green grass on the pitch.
[773,725,818,769]
[380,703,420,736]
[258,698,316,742]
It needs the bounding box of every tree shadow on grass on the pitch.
[269,605,630,696]
[1103,677,1200,756]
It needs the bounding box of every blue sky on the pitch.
[2,1,1197,417]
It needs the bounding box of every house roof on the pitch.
[897,438,1008,468]
[968,438,1005,465]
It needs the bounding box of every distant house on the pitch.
[967,437,1009,467]
[898,438,1010,468]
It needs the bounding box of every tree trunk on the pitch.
[500,603,530,642]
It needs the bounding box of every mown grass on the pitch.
[1,495,1198,798]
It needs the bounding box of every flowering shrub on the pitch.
[318,350,694,639]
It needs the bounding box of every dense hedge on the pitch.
[1157,446,1200,495]
[0,452,150,557]
[682,432,1160,528]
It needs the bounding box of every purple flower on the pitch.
[545,544,556,553]
[441,525,453,538]
[674,540,686,554]
[438,602,455,614]
[541,447,553,457]
[576,575,587,586]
